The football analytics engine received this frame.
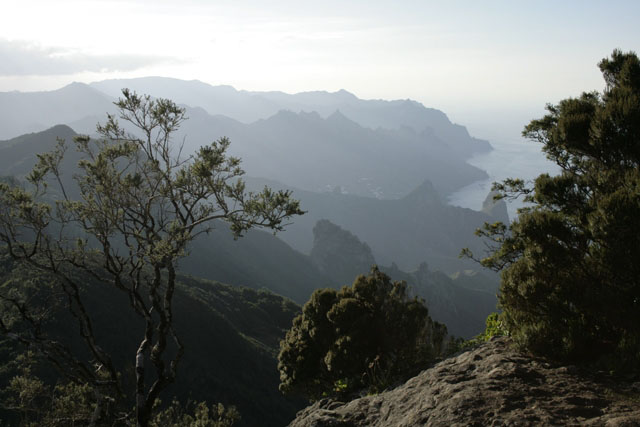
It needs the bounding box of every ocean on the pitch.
[447,137,560,221]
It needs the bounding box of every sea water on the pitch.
[447,138,560,221]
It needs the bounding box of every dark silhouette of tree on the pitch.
[0,90,303,426]
[464,50,640,369]
[278,266,446,400]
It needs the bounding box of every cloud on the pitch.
[0,39,180,76]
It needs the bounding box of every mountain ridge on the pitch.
[88,76,492,156]
[1,81,489,199]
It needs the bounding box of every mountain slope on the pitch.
[0,83,114,139]
[309,219,376,286]
[0,126,499,305]
[115,106,486,198]
[383,263,496,338]
[180,222,335,304]
[0,124,78,177]
[308,219,497,338]
[0,126,334,304]
[247,177,506,273]
[0,257,304,427]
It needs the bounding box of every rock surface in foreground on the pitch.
[289,337,640,426]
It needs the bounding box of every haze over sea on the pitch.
[447,137,560,221]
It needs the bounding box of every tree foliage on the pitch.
[467,50,640,369]
[1,351,107,427]
[0,90,303,425]
[277,266,446,400]
[151,400,240,427]
[1,351,240,427]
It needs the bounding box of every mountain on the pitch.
[450,269,501,294]
[246,177,508,274]
[0,126,334,305]
[0,126,498,304]
[383,262,496,338]
[69,104,488,198]
[309,219,377,286]
[0,124,78,177]
[481,190,509,224]
[255,91,491,158]
[232,110,486,197]
[179,222,336,304]
[0,82,488,198]
[0,83,114,139]
[289,337,640,426]
[307,219,496,337]
[90,77,278,125]
[89,77,492,158]
[0,126,498,335]
[0,256,304,427]
[0,124,502,424]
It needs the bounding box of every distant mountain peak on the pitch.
[403,180,441,205]
[482,190,509,224]
[299,110,323,120]
[310,219,376,285]
[45,123,76,134]
[327,109,347,120]
[335,88,357,100]
[326,110,361,129]
[61,81,96,90]
[52,82,114,102]
[263,109,361,130]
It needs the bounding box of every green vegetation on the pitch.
[450,312,509,352]
[277,267,447,400]
[3,353,97,426]
[151,400,240,427]
[308,218,498,338]
[0,255,303,426]
[2,351,241,427]
[478,312,508,342]
[465,50,640,370]
[0,90,303,426]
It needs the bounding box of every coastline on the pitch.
[447,137,560,220]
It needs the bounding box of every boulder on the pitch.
[289,337,640,426]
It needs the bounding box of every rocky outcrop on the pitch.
[482,190,510,224]
[289,338,640,426]
[308,219,497,338]
[383,262,497,339]
[309,219,376,285]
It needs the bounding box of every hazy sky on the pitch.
[1,0,639,141]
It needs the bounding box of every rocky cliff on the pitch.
[308,219,497,338]
[481,190,510,225]
[289,338,640,426]
[309,219,376,286]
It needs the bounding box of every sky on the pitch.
[1,0,639,142]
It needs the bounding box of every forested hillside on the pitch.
[0,256,304,426]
